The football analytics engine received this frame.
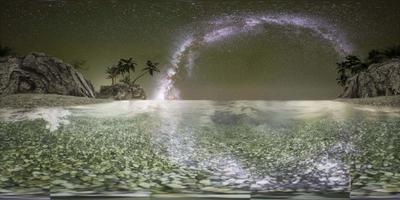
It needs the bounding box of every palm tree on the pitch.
[143,60,160,76]
[336,55,368,87]
[118,58,137,81]
[131,60,160,85]
[0,45,12,57]
[119,76,131,84]
[367,49,385,64]
[116,61,125,78]
[383,45,400,59]
[105,65,119,85]
[336,45,400,87]
[366,45,400,65]
[342,55,367,75]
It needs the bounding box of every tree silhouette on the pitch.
[105,65,119,85]
[131,60,160,85]
[367,50,385,64]
[336,62,348,87]
[117,57,137,81]
[0,45,12,57]
[143,60,160,76]
[343,55,367,75]
[366,45,400,65]
[119,76,131,84]
[336,55,367,87]
[71,59,88,70]
[336,44,400,87]
[383,45,400,59]
[105,59,160,86]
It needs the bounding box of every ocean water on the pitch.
[0,100,399,199]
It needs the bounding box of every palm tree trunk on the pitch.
[132,72,147,85]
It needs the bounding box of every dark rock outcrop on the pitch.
[0,52,96,98]
[98,83,146,100]
[341,59,400,98]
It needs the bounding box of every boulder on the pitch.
[98,83,146,100]
[341,59,400,98]
[0,52,95,98]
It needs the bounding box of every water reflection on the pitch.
[0,100,399,198]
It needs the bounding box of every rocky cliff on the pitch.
[98,83,146,100]
[341,59,400,98]
[0,52,95,98]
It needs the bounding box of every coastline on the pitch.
[336,95,400,107]
[0,94,111,109]
[1,93,400,109]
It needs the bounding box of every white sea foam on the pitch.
[0,108,71,132]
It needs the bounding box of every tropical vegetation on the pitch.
[0,44,12,57]
[70,59,88,71]
[105,58,160,86]
[336,45,400,87]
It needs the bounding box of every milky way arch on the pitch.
[153,14,352,100]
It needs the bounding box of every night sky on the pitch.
[1,0,400,100]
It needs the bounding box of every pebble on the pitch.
[256,179,270,185]
[166,183,186,189]
[199,179,211,186]
[250,184,262,190]
[234,179,246,184]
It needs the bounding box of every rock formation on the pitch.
[0,52,96,98]
[98,83,146,100]
[341,59,400,98]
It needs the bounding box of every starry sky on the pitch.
[1,0,400,100]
